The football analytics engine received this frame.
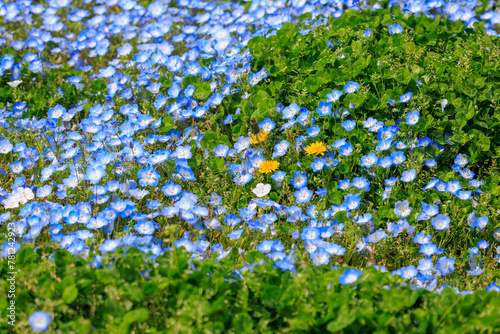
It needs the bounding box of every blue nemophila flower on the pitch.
[271,171,286,188]
[445,180,462,194]
[375,139,392,152]
[456,190,472,200]
[377,156,393,168]
[459,168,475,180]
[393,140,407,150]
[401,169,416,183]
[360,152,378,168]
[282,103,300,119]
[297,109,310,124]
[418,137,432,148]
[234,136,251,153]
[343,81,360,94]
[388,23,404,35]
[275,103,284,113]
[436,256,455,276]
[351,177,370,191]
[324,153,338,169]
[338,143,353,156]
[137,166,160,187]
[316,101,332,116]
[454,154,468,167]
[366,230,388,243]
[134,220,155,235]
[224,213,241,227]
[9,161,23,174]
[146,82,162,94]
[256,240,276,253]
[301,226,320,240]
[326,89,343,103]
[323,242,345,256]
[0,138,13,154]
[396,265,418,280]
[394,200,412,218]
[147,200,162,210]
[492,228,500,242]
[227,229,243,240]
[48,105,66,119]
[431,214,450,230]
[470,215,489,231]
[362,29,372,37]
[387,219,415,238]
[339,268,362,285]
[413,232,433,245]
[354,213,372,226]
[389,151,405,166]
[294,187,313,204]
[213,144,229,157]
[100,239,121,253]
[419,243,441,256]
[36,185,52,199]
[425,159,437,168]
[486,282,500,293]
[290,171,307,189]
[29,311,52,333]
[28,58,43,73]
[310,248,330,266]
[341,119,356,131]
[338,178,351,191]
[310,157,325,172]
[417,258,434,275]
[274,259,295,272]
[272,140,289,158]
[423,179,439,191]
[399,92,412,103]
[377,126,396,141]
[477,240,490,249]
[418,201,439,221]
[315,188,327,197]
[436,181,446,193]
[344,193,361,211]
[0,54,14,70]
[84,164,106,185]
[307,125,320,137]
[405,110,420,125]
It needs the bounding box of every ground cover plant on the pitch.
[0,0,500,332]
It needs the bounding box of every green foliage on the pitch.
[248,8,500,164]
[1,247,499,333]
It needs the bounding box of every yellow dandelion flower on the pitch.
[305,141,328,156]
[250,131,269,144]
[259,160,280,174]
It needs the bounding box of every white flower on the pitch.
[2,194,19,209]
[7,80,22,88]
[252,183,271,197]
[247,202,258,211]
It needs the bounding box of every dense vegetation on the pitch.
[0,0,499,332]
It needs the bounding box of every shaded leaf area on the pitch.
[1,247,499,333]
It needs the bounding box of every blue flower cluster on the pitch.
[0,2,500,330]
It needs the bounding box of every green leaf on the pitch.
[194,82,212,100]
[327,305,356,332]
[250,90,275,121]
[63,285,79,304]
[159,116,174,134]
[142,282,158,295]
[119,308,149,332]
